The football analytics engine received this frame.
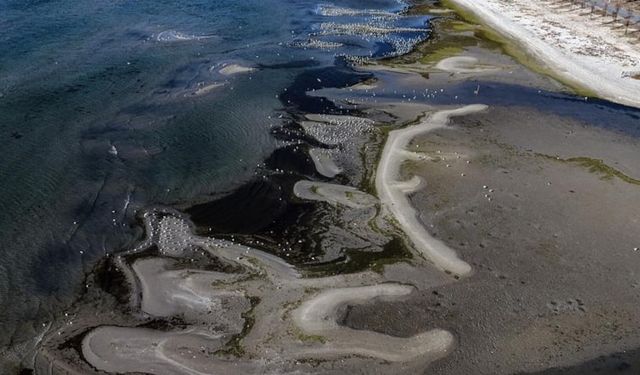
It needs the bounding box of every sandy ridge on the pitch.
[376,105,488,276]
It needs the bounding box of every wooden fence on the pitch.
[544,0,640,40]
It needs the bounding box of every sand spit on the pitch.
[447,0,640,107]
[292,284,454,362]
[350,81,378,91]
[293,180,377,208]
[308,148,342,178]
[218,64,256,76]
[376,105,488,276]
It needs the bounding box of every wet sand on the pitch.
[344,104,640,374]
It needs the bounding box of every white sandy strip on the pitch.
[448,0,640,108]
[218,64,256,76]
[191,82,226,96]
[292,284,454,362]
[376,105,488,276]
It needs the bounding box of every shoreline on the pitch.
[17,1,640,373]
[445,0,640,108]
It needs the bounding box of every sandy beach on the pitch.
[446,0,640,107]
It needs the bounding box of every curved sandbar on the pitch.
[375,105,488,276]
[292,284,454,362]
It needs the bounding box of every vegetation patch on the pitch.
[302,236,413,276]
[296,332,328,344]
[567,157,640,185]
[216,296,261,357]
[541,154,640,185]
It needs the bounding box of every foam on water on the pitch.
[156,30,216,42]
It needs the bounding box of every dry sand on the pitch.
[448,0,640,107]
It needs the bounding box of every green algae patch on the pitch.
[216,296,261,357]
[541,154,640,185]
[567,157,640,185]
[302,236,413,276]
[296,332,328,344]
[447,19,477,33]
[419,46,464,65]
